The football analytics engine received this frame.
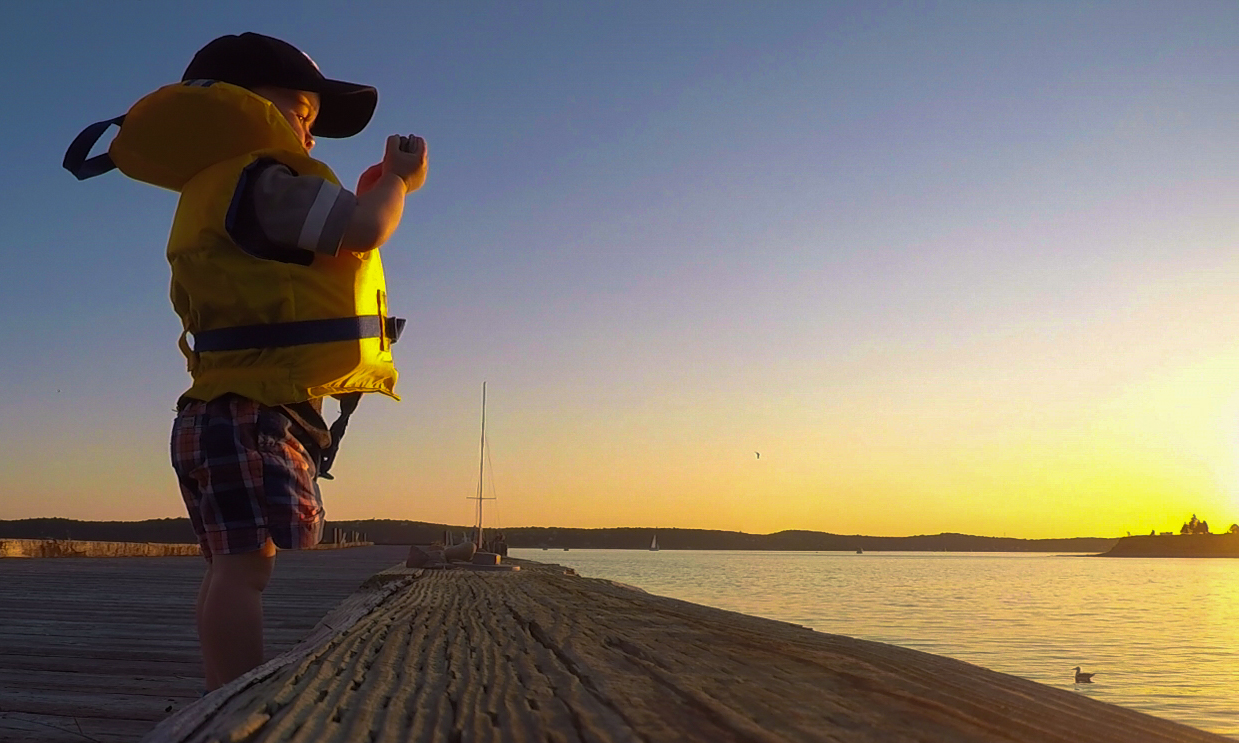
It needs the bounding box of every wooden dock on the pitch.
[0,545,409,742]
[142,558,1228,743]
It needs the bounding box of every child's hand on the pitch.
[341,137,424,252]
[383,134,428,193]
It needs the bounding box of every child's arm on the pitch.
[341,135,427,253]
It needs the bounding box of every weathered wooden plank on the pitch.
[143,562,1231,743]
[0,624,309,647]
[0,712,157,742]
[0,545,412,743]
[0,716,97,743]
[0,653,202,677]
[0,669,201,697]
[0,688,182,721]
[0,643,202,660]
[0,605,341,623]
[139,565,421,743]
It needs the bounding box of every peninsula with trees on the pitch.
[1099,514,1239,558]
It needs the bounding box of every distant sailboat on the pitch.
[469,383,497,551]
[650,534,660,551]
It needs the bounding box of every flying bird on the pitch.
[1073,667,1096,683]
[755,452,760,459]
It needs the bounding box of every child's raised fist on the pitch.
[383,134,427,193]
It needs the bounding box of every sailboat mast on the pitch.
[475,382,486,548]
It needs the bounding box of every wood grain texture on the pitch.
[0,545,411,743]
[143,560,1230,743]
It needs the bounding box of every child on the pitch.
[64,32,427,690]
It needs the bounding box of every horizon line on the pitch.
[0,516,1133,541]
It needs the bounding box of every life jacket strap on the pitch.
[192,316,404,481]
[317,392,362,480]
[63,116,125,180]
[193,315,405,352]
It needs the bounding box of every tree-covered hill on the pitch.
[0,518,1117,553]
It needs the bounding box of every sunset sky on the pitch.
[2,2,1237,538]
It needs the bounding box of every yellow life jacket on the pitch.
[64,80,402,407]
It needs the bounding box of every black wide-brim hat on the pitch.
[183,32,377,138]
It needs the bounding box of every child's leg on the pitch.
[173,394,323,690]
[195,564,218,689]
[200,538,277,690]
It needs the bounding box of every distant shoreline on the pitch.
[0,517,1118,553]
[6,519,1237,557]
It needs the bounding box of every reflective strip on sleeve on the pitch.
[297,180,343,253]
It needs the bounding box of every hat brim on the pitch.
[307,79,377,139]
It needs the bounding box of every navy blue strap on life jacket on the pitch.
[63,116,125,180]
[192,315,405,352]
[191,315,405,481]
[64,82,217,180]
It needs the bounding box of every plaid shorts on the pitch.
[171,395,324,561]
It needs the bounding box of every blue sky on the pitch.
[1,2,1237,537]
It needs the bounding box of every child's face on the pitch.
[252,85,320,152]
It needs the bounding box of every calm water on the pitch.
[511,549,1239,738]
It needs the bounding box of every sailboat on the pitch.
[649,534,660,551]
[470,382,496,551]
[404,384,518,571]
[462,382,517,570]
